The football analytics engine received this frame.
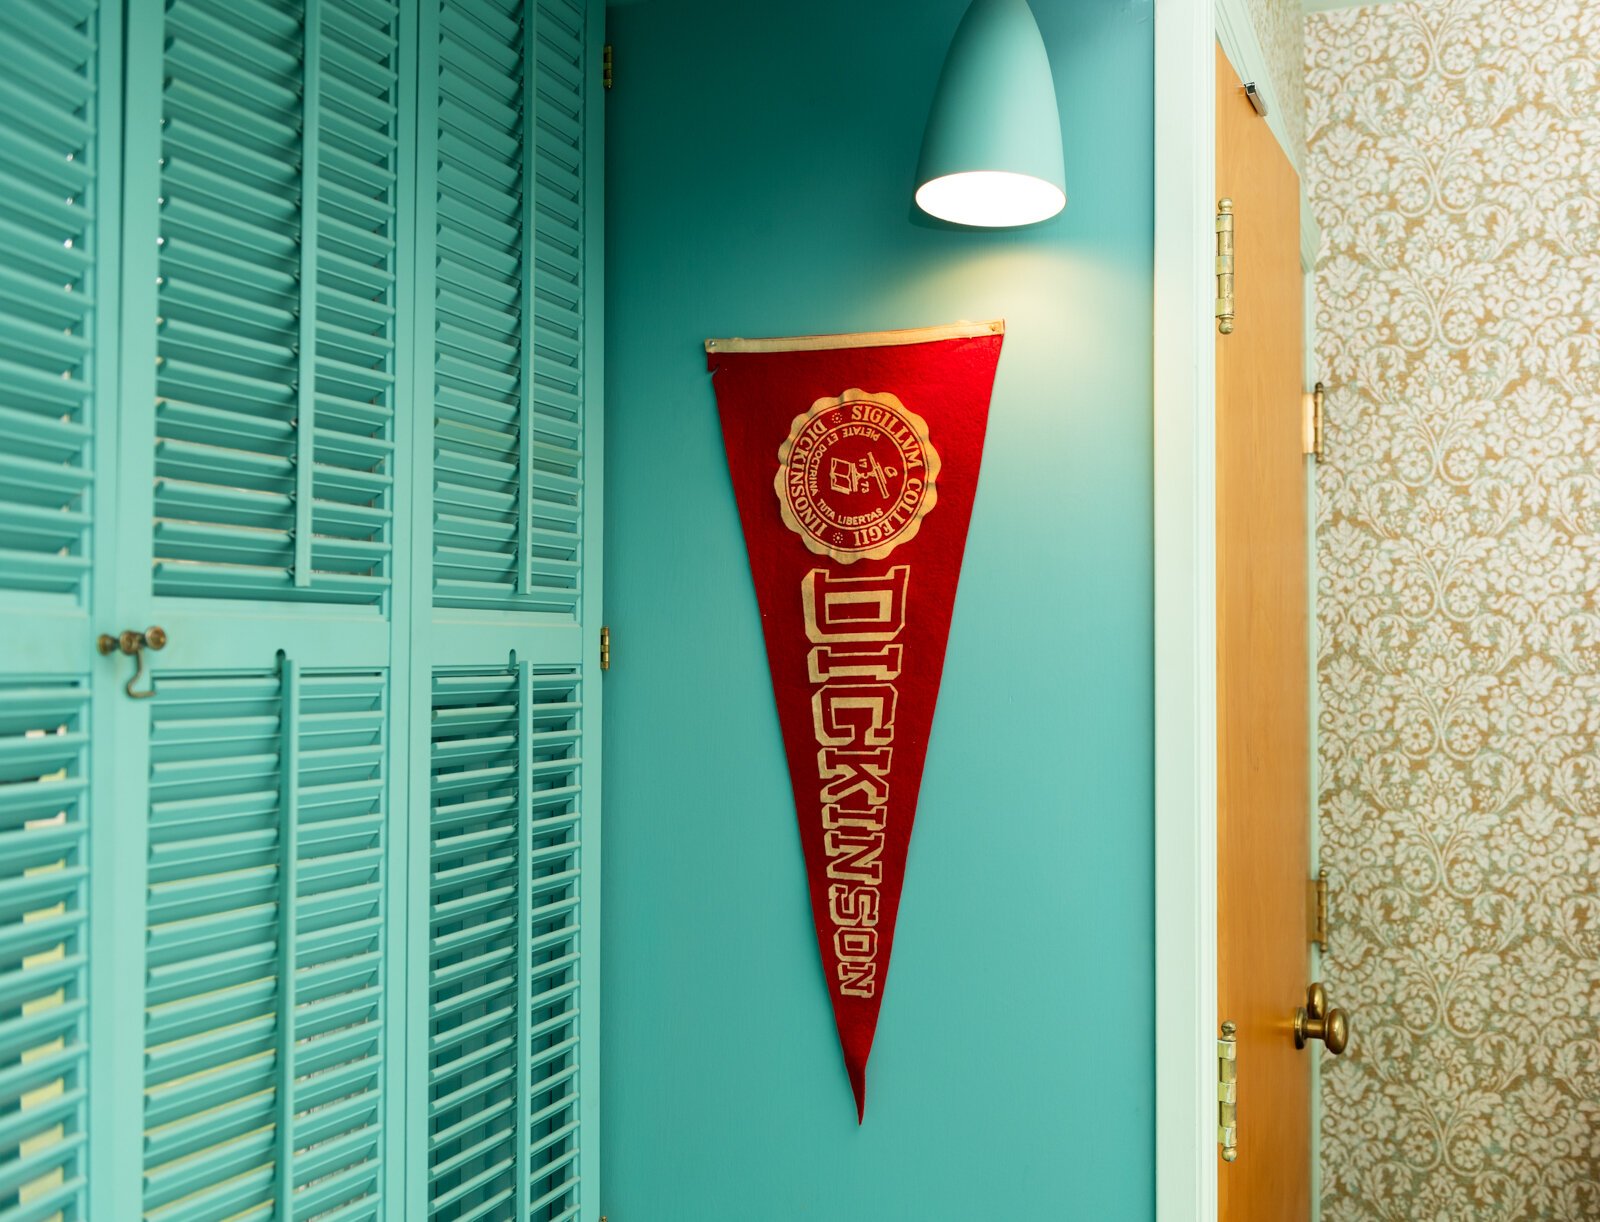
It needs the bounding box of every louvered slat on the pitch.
[142,667,388,1221]
[433,0,587,615]
[152,0,399,605]
[0,682,89,1221]
[429,667,585,1220]
[0,1,102,602]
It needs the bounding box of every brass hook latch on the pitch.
[97,626,168,699]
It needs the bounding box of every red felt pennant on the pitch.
[706,323,1004,1120]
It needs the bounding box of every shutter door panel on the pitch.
[142,667,389,1221]
[0,682,90,1221]
[427,666,585,1221]
[0,3,109,1219]
[418,0,600,1215]
[124,2,408,1203]
[433,0,587,616]
[153,0,400,605]
[521,667,584,1220]
[4,0,603,1212]
[305,0,402,602]
[0,0,102,604]
[525,0,587,616]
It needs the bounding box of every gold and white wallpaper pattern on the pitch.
[1307,0,1600,1217]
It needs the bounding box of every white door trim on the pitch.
[1154,2,1315,1220]
[1153,0,1218,1217]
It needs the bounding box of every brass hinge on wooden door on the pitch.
[1302,381,1326,460]
[1217,1021,1238,1162]
[1308,868,1328,952]
[600,625,611,671]
[1215,199,1235,334]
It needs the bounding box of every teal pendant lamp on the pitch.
[915,0,1066,227]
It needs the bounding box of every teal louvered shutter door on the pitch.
[147,0,400,605]
[0,2,119,1220]
[110,0,412,1216]
[432,0,588,614]
[0,1,103,603]
[3,0,602,1215]
[411,0,603,1216]
[426,667,586,1218]
[0,685,91,1222]
[141,668,390,1219]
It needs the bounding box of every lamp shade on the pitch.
[914,0,1066,227]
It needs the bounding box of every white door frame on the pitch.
[1152,0,1219,1214]
[1152,2,1315,1220]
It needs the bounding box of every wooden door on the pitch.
[1215,40,1310,1222]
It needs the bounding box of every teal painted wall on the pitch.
[601,1,1155,1217]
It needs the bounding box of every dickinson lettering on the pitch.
[803,565,910,998]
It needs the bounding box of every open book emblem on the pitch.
[829,454,895,499]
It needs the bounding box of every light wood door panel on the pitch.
[1216,39,1310,1222]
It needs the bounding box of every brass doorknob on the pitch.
[1293,982,1349,1055]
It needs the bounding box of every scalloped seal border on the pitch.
[773,388,941,565]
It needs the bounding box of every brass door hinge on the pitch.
[603,43,613,90]
[1218,1021,1238,1162]
[600,625,611,671]
[1302,381,1326,460]
[1308,868,1328,952]
[1215,200,1235,334]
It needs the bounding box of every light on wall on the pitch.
[914,0,1066,228]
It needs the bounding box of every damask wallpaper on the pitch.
[1245,0,1306,167]
[1306,1,1600,1218]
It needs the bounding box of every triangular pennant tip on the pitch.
[707,323,1004,1120]
[849,1053,868,1124]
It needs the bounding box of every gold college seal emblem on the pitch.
[775,389,941,564]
